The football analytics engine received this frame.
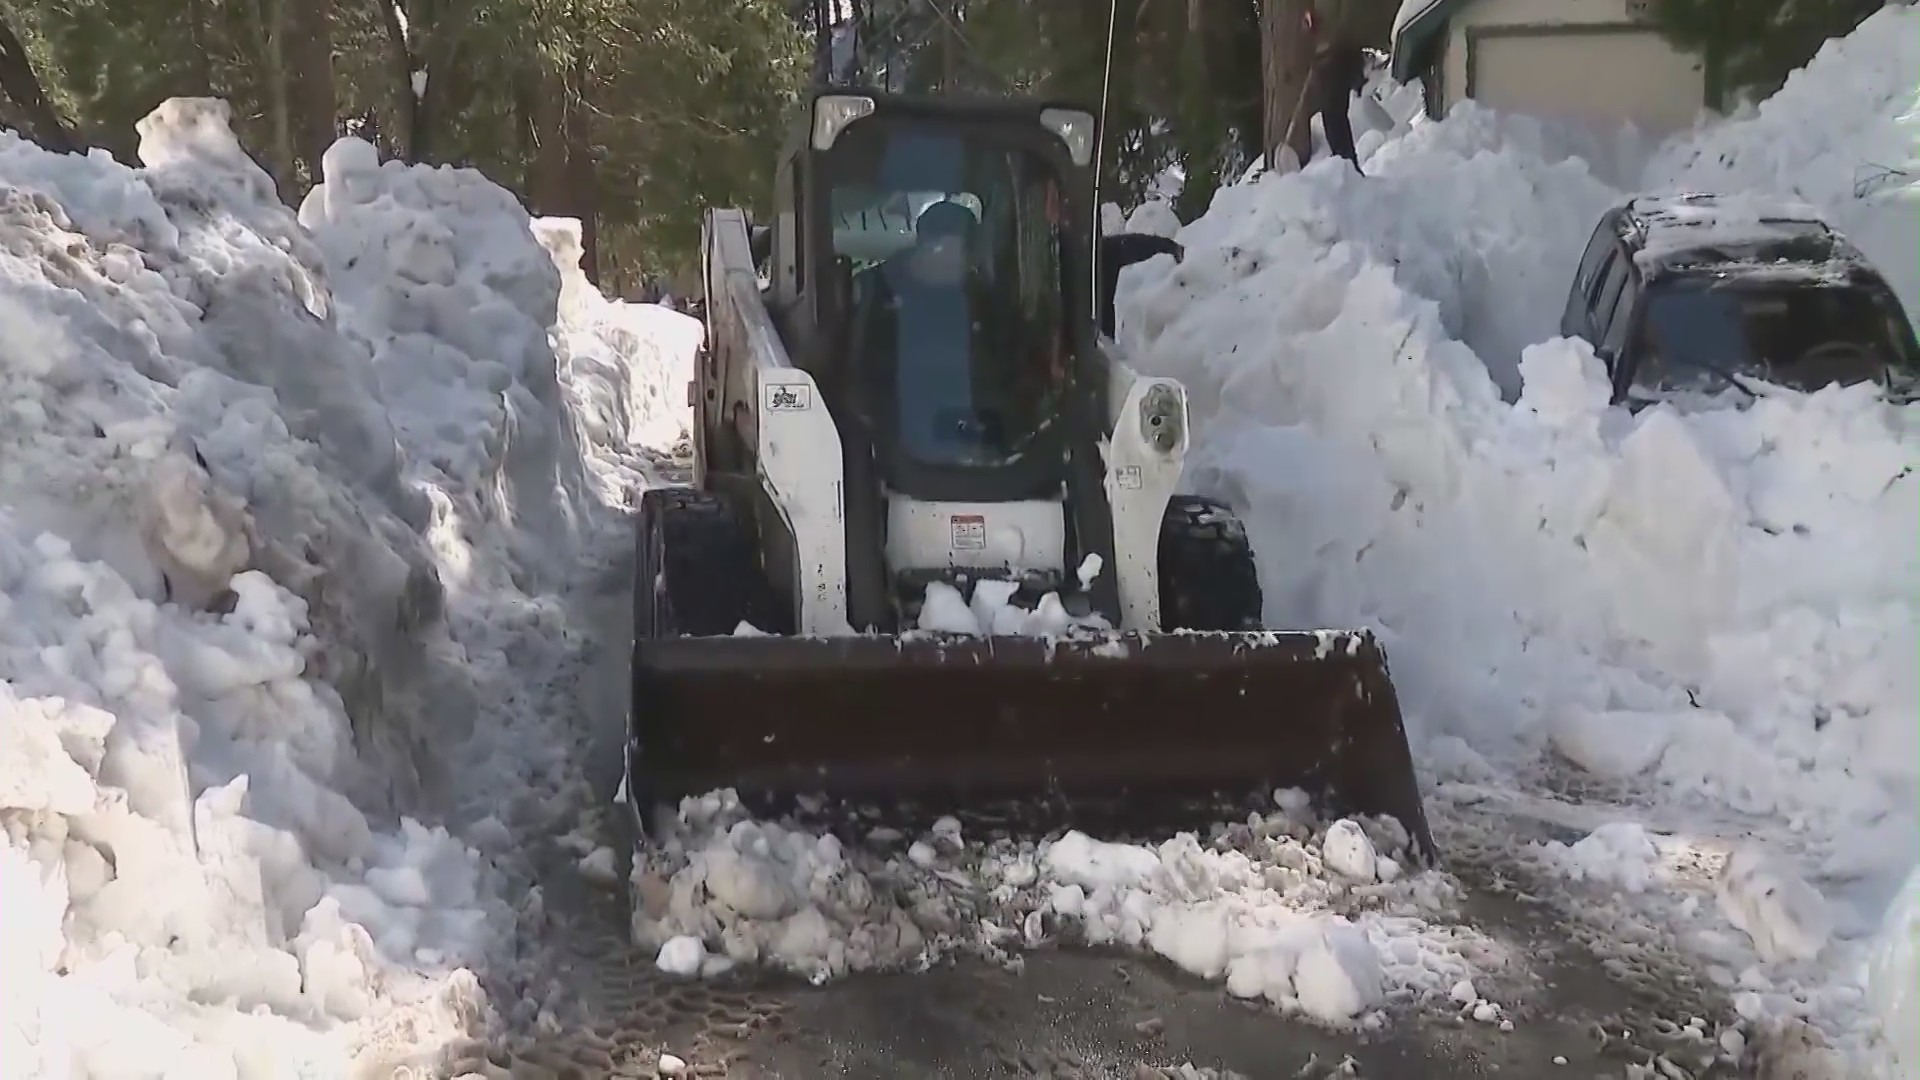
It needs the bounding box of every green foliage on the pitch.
[3,0,1315,277]
[9,0,806,284]
[10,0,218,163]
[1646,0,1884,99]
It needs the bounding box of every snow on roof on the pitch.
[1621,192,1868,276]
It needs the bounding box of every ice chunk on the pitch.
[1322,819,1379,883]
[655,935,706,976]
[1716,846,1832,964]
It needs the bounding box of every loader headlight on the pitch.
[1040,108,1096,167]
[1139,383,1184,454]
[812,95,876,151]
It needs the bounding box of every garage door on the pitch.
[1469,28,1706,135]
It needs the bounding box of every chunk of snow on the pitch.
[1075,552,1104,590]
[578,846,621,887]
[1717,846,1833,964]
[1548,709,1676,779]
[633,793,1486,1019]
[1224,917,1386,1024]
[911,579,1111,636]
[655,935,706,976]
[916,580,980,633]
[1322,819,1379,883]
[1533,823,1668,895]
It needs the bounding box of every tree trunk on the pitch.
[527,60,568,211]
[527,41,597,282]
[1259,0,1315,171]
[250,0,297,196]
[1172,0,1221,220]
[0,13,83,153]
[288,0,337,187]
[374,0,419,156]
[513,67,539,193]
[184,0,216,96]
[393,0,484,162]
[564,51,598,282]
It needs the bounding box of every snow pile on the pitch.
[535,217,703,470]
[0,98,691,1075]
[1715,845,1834,966]
[910,556,1111,636]
[1530,822,1668,895]
[1111,5,1920,1066]
[1868,863,1920,1077]
[1643,5,1920,314]
[633,790,1505,1026]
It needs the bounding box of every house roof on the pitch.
[1389,0,1472,81]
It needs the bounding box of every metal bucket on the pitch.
[628,628,1435,861]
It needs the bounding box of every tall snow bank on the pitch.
[0,98,693,1075]
[1643,4,1920,316]
[1868,862,1920,1077]
[534,217,703,473]
[298,135,594,591]
[1115,7,1920,1066]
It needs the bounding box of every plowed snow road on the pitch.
[429,498,1737,1080]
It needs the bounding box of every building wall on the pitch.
[1438,0,1711,135]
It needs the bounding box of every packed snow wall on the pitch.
[1114,6,1920,1072]
[0,97,701,1076]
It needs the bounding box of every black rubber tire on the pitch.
[634,487,787,638]
[1157,494,1264,631]
[628,487,785,837]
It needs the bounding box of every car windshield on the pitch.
[825,122,1068,468]
[1637,279,1920,395]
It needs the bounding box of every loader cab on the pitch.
[764,90,1102,504]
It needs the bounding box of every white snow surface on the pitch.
[632,789,1500,1025]
[8,9,1920,1078]
[1108,7,1920,1072]
[0,98,694,1076]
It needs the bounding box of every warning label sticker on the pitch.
[949,514,987,551]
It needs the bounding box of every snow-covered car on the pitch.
[1559,193,1920,405]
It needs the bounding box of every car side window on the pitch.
[1589,248,1631,346]
[1600,267,1638,359]
[1563,217,1616,336]
[1574,219,1614,299]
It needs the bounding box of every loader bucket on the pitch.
[628,629,1436,863]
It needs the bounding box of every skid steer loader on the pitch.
[626,88,1435,860]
